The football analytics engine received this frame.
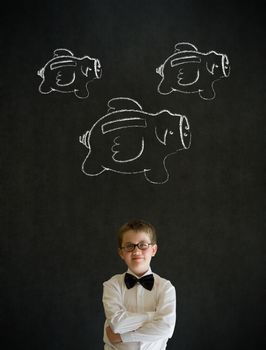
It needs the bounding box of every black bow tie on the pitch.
[125,273,154,291]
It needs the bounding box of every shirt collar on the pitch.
[127,267,152,279]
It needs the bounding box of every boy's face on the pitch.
[118,229,157,277]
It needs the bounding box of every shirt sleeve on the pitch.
[120,280,176,343]
[102,277,154,334]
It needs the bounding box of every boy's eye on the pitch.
[138,242,149,249]
[125,243,135,251]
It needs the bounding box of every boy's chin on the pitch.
[129,264,149,276]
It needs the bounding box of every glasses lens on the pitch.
[124,243,135,252]
[138,242,149,250]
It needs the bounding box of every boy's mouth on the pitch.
[132,256,144,261]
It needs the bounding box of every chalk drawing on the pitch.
[37,49,102,98]
[156,42,230,100]
[79,97,191,184]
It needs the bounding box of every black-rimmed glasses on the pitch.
[121,242,153,252]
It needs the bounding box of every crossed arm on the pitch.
[102,280,176,344]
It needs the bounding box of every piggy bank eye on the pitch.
[169,130,174,135]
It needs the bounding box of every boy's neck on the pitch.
[128,267,152,278]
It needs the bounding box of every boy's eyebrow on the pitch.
[124,240,149,244]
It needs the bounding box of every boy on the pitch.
[102,219,176,349]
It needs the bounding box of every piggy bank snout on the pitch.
[222,54,230,77]
[180,116,191,149]
[94,59,102,79]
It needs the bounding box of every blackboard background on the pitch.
[1,1,265,349]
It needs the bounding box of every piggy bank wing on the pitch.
[174,63,200,86]
[111,134,145,163]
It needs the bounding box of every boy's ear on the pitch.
[152,244,158,257]
[118,248,124,260]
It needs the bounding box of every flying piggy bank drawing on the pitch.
[79,97,191,184]
[156,42,230,100]
[37,48,102,98]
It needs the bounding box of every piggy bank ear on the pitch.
[206,61,216,75]
[53,48,74,57]
[206,52,220,74]
[155,127,168,145]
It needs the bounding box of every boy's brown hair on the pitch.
[117,219,157,248]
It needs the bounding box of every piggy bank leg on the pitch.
[74,84,90,99]
[144,164,169,184]
[81,153,106,176]
[38,80,53,94]
[157,78,173,95]
[198,84,216,100]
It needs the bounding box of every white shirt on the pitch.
[102,268,176,350]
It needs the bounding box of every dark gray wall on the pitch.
[2,1,264,349]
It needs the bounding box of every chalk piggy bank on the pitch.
[79,97,191,184]
[37,48,102,98]
[156,42,230,100]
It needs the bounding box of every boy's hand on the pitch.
[106,326,122,344]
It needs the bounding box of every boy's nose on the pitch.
[132,247,142,254]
